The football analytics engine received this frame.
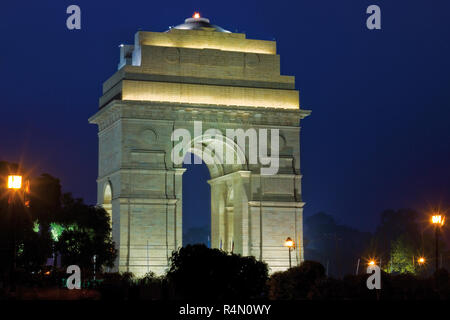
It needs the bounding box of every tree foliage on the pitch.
[167,244,268,300]
[386,236,415,274]
[268,261,326,299]
[55,193,116,271]
[0,161,116,276]
[304,212,372,277]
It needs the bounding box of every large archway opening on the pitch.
[182,153,211,247]
[179,133,248,251]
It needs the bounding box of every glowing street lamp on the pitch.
[368,260,376,266]
[6,174,24,291]
[431,212,445,273]
[284,237,295,268]
[417,257,426,265]
[431,214,444,227]
[431,214,444,226]
[7,175,22,190]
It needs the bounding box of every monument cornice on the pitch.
[89,99,310,130]
[248,201,306,208]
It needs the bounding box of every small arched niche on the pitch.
[103,182,113,228]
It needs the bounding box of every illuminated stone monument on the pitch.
[89,14,310,276]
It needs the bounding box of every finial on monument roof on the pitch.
[170,12,230,33]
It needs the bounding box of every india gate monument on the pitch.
[89,14,310,276]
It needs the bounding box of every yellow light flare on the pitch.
[367,259,377,266]
[284,237,294,248]
[418,257,425,264]
[7,175,22,189]
[193,12,201,19]
[431,214,445,226]
[24,180,30,193]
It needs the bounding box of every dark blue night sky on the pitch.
[1,0,449,232]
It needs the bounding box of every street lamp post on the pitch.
[435,226,438,272]
[7,174,23,290]
[284,237,295,269]
[431,214,445,273]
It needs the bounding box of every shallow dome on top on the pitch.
[170,13,231,33]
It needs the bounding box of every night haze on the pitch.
[1,0,449,234]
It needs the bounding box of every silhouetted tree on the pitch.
[304,212,372,277]
[1,161,116,278]
[267,261,326,299]
[29,174,62,234]
[0,161,34,275]
[28,173,62,268]
[167,244,268,300]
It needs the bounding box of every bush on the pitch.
[97,272,134,300]
[268,261,326,299]
[167,244,268,300]
[136,272,166,300]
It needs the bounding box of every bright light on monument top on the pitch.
[193,12,201,19]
